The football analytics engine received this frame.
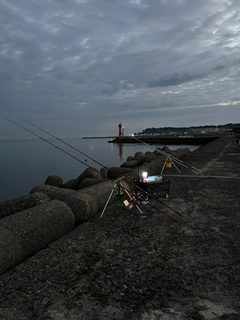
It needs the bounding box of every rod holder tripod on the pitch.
[159,149,202,175]
[100,176,142,218]
[161,155,181,175]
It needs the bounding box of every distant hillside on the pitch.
[138,123,240,135]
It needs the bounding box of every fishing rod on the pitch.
[22,119,107,169]
[5,118,99,171]
[133,135,202,174]
[131,135,154,147]
[22,118,182,217]
[6,118,178,221]
[156,147,202,174]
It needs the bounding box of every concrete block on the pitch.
[0,200,75,275]
[30,180,131,223]
[0,192,50,219]
[30,185,98,224]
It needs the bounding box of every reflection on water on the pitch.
[109,142,126,162]
[118,143,126,160]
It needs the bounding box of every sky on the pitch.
[1,0,240,138]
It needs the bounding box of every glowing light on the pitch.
[142,171,148,179]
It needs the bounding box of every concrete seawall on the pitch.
[110,135,220,145]
[0,137,239,319]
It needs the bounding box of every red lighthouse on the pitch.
[118,123,124,137]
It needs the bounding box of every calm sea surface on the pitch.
[0,137,198,202]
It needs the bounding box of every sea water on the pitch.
[0,137,198,202]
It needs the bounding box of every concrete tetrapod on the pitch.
[30,180,127,224]
[77,179,130,209]
[0,192,50,219]
[0,200,75,275]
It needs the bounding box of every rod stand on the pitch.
[100,176,142,218]
[161,155,181,175]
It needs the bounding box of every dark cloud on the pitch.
[147,73,205,88]
[1,0,240,138]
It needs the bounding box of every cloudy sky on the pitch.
[1,0,240,138]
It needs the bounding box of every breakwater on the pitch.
[109,135,220,145]
[0,137,239,319]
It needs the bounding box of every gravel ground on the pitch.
[0,137,239,320]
